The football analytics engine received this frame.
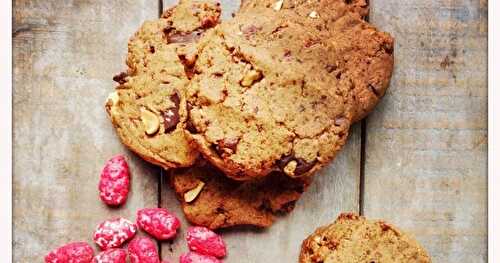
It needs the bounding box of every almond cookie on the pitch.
[241,0,390,122]
[170,161,311,229]
[105,0,221,169]
[186,3,393,180]
[299,213,431,263]
[241,0,369,21]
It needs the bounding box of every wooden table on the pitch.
[13,0,487,262]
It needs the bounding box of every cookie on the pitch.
[170,161,311,229]
[106,0,221,169]
[185,2,393,180]
[299,213,431,263]
[241,0,393,121]
[241,0,369,21]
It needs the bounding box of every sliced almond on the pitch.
[140,108,160,135]
[273,0,284,11]
[241,70,263,87]
[184,181,205,203]
[106,91,120,115]
[107,91,119,105]
[308,11,319,18]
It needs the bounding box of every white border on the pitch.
[1,0,12,261]
[489,1,497,262]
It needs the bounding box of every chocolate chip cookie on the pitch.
[186,2,393,180]
[299,213,431,263]
[242,0,391,122]
[106,0,221,169]
[170,160,311,229]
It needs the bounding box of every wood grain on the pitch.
[364,0,488,262]
[13,0,160,261]
[159,2,361,262]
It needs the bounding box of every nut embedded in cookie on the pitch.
[169,161,311,229]
[185,1,393,180]
[299,213,432,263]
[105,0,223,170]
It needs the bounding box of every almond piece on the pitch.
[273,0,284,11]
[184,181,205,203]
[140,108,160,135]
[308,11,319,18]
[241,70,262,87]
[106,91,120,115]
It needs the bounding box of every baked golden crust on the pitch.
[299,213,432,263]
[170,161,311,229]
[105,0,221,169]
[186,2,393,180]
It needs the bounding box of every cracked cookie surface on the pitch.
[242,0,391,122]
[170,160,311,229]
[186,2,393,180]
[106,0,221,169]
[299,213,431,263]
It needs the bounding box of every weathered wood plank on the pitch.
[13,1,160,261]
[364,0,487,262]
[159,1,361,262]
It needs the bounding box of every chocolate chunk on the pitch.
[170,92,180,107]
[277,154,294,169]
[185,103,198,133]
[276,154,316,176]
[294,158,316,175]
[186,120,198,134]
[113,72,128,84]
[163,26,174,36]
[167,30,204,44]
[284,49,292,58]
[201,16,219,29]
[162,105,180,133]
[178,54,197,67]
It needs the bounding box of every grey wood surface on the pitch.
[13,0,160,262]
[12,0,487,262]
[365,0,488,262]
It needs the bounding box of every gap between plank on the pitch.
[158,168,164,258]
[159,0,164,18]
[359,119,366,215]
[157,1,164,259]
[358,2,370,217]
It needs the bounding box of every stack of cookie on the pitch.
[106,0,394,229]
